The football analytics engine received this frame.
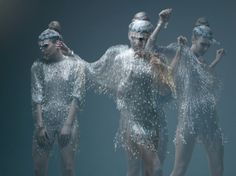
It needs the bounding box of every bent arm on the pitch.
[145,20,164,50]
[209,48,225,68]
[145,8,172,51]
[170,36,187,69]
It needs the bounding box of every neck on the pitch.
[50,51,64,62]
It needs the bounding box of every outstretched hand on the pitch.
[177,35,188,46]
[216,48,226,59]
[159,8,172,24]
[56,41,73,56]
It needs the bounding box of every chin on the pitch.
[43,55,49,60]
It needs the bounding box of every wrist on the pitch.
[36,125,45,131]
[36,121,44,128]
[64,122,73,127]
[69,50,74,56]
[157,20,164,27]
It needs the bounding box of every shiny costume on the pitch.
[158,43,222,144]
[31,56,86,152]
[86,45,172,156]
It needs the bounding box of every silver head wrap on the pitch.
[129,19,153,38]
[38,29,63,42]
[192,25,219,45]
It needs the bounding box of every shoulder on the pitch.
[31,59,44,73]
[65,56,86,73]
[105,44,129,55]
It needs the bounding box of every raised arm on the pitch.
[170,36,188,69]
[56,41,75,56]
[145,8,172,50]
[209,48,226,68]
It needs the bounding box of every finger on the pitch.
[60,135,66,146]
[62,135,70,147]
[165,8,172,14]
[45,132,50,141]
[37,137,43,146]
[223,50,227,55]
[60,136,64,146]
[64,136,70,146]
[63,136,69,147]
[39,136,45,146]
[42,134,48,144]
[218,49,224,55]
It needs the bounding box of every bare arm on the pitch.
[64,99,79,127]
[32,103,44,129]
[209,48,226,68]
[59,63,85,147]
[56,41,74,56]
[170,36,188,69]
[145,8,172,50]
[59,100,80,147]
[31,63,49,145]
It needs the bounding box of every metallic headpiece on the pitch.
[193,25,219,45]
[129,19,153,38]
[38,29,63,41]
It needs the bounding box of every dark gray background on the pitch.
[0,0,235,175]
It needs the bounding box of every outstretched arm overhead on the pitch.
[145,8,172,50]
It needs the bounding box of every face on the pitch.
[129,33,148,52]
[38,39,58,60]
[192,36,211,56]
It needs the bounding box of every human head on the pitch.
[38,29,62,60]
[132,11,150,21]
[48,20,62,34]
[195,17,210,27]
[128,12,153,51]
[192,17,220,57]
[191,25,215,57]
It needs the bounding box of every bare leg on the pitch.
[126,131,142,176]
[127,151,142,176]
[203,130,224,176]
[170,129,196,176]
[155,122,169,176]
[32,136,52,176]
[59,125,79,176]
[142,147,159,176]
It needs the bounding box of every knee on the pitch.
[62,163,75,176]
[33,157,48,176]
[34,166,46,176]
[213,164,224,176]
[144,163,163,176]
[170,163,188,176]
[154,167,163,176]
[144,168,162,176]
[127,165,140,176]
